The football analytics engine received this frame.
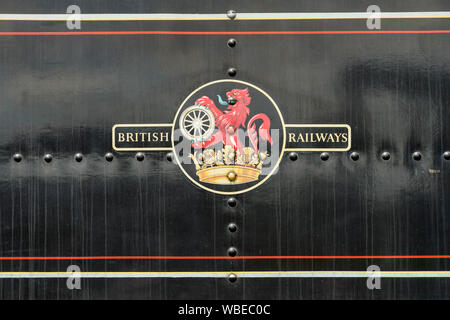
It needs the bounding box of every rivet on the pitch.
[44,154,53,163]
[74,153,83,162]
[381,152,391,161]
[136,152,145,161]
[320,152,329,161]
[227,197,237,207]
[228,247,237,257]
[412,151,422,161]
[226,10,237,20]
[289,152,298,161]
[227,97,237,105]
[228,223,238,233]
[350,152,360,161]
[13,153,22,163]
[227,67,237,77]
[105,153,114,162]
[444,151,450,160]
[227,38,236,48]
[228,273,237,283]
[166,153,174,162]
[227,171,237,182]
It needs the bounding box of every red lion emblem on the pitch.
[192,88,273,151]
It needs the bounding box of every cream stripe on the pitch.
[0,12,449,21]
[1,271,450,278]
[238,12,450,20]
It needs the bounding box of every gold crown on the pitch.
[189,145,268,185]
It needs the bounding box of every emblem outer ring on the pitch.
[171,79,287,195]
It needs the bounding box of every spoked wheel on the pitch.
[179,105,216,141]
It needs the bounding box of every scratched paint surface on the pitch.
[0,0,449,299]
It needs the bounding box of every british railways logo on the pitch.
[112,80,351,195]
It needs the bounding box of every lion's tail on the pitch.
[247,114,272,151]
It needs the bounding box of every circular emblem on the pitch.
[172,79,286,195]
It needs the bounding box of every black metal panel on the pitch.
[0,1,449,299]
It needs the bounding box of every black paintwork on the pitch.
[0,1,449,299]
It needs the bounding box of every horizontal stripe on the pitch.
[238,12,450,20]
[0,12,450,21]
[0,30,449,36]
[1,255,450,260]
[0,271,449,278]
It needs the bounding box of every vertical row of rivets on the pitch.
[227,196,238,283]
[227,10,237,79]
[226,10,238,283]
[227,10,238,282]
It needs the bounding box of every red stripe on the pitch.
[0,30,449,36]
[0,255,449,260]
